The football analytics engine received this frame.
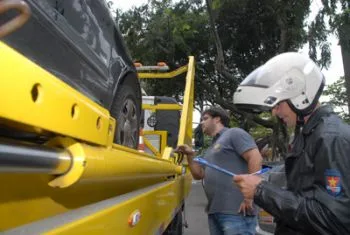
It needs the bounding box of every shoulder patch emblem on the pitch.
[213,143,221,150]
[325,169,342,197]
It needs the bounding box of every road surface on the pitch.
[183,181,209,235]
[183,181,272,235]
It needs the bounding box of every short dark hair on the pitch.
[202,107,230,127]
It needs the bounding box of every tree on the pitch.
[117,0,210,108]
[309,0,350,118]
[117,0,312,110]
[323,77,350,122]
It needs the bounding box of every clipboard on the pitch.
[193,157,236,176]
[193,157,271,176]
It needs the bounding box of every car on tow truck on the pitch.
[0,0,141,148]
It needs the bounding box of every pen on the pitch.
[251,168,270,175]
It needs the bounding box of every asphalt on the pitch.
[183,181,275,235]
[183,181,210,235]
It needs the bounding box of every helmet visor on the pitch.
[240,66,270,88]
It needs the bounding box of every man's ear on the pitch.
[213,116,221,124]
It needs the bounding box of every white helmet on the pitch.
[233,52,325,117]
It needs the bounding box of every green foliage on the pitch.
[250,113,274,139]
[117,0,313,110]
[117,0,209,99]
[217,0,310,76]
[323,77,350,122]
[308,0,350,69]
[212,0,222,10]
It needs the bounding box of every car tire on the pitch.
[110,76,141,149]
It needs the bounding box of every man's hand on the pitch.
[174,144,195,156]
[233,174,262,200]
[175,144,204,180]
[238,199,253,216]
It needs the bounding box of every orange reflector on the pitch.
[157,62,167,67]
[128,209,141,227]
[138,129,145,152]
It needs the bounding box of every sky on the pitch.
[115,0,148,10]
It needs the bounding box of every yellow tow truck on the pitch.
[0,41,195,234]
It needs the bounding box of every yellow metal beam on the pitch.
[178,56,195,146]
[0,136,185,230]
[138,56,195,148]
[2,176,192,235]
[138,65,188,79]
[142,104,182,111]
[143,137,161,158]
[0,42,115,146]
[143,131,168,157]
[56,137,181,187]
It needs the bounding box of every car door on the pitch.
[44,0,111,106]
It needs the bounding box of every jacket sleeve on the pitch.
[254,181,347,234]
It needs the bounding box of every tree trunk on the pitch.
[205,0,236,81]
[339,23,350,115]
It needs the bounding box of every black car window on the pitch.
[47,0,111,66]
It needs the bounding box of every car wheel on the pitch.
[110,76,141,149]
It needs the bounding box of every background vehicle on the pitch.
[0,0,141,148]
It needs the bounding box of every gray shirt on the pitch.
[203,127,257,215]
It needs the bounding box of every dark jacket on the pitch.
[254,106,350,235]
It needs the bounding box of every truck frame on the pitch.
[0,41,195,234]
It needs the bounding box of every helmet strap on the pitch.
[286,100,306,124]
[294,115,304,137]
[296,115,304,126]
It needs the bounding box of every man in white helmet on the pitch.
[232,52,350,234]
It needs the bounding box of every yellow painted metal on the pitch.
[0,41,115,146]
[138,65,188,79]
[3,174,192,235]
[63,138,179,182]
[178,56,195,146]
[46,138,86,188]
[157,131,168,155]
[142,103,182,111]
[0,43,195,232]
[138,56,195,148]
[162,147,174,162]
[0,137,181,230]
[143,137,161,157]
[143,130,168,157]
[43,174,192,235]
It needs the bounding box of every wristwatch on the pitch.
[254,180,265,198]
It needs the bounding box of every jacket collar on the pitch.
[302,105,334,135]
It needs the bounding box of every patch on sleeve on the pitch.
[325,169,342,197]
[213,143,221,151]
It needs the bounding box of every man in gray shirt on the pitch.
[176,107,262,235]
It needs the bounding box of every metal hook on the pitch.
[0,0,31,38]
